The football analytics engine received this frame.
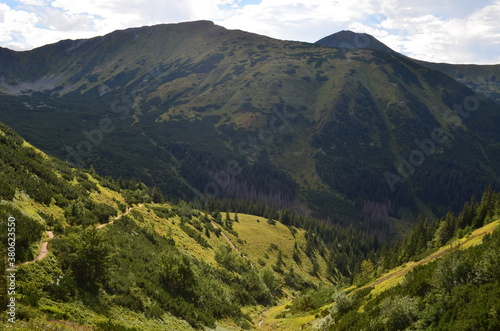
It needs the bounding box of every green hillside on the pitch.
[317,220,500,331]
[0,107,499,330]
[0,21,499,238]
[257,192,500,330]
[0,121,373,330]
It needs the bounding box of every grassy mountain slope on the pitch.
[0,21,499,235]
[353,219,500,297]
[320,220,500,330]
[1,120,373,330]
[0,112,499,330]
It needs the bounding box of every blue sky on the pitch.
[0,0,499,64]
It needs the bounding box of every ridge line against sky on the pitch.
[0,0,499,64]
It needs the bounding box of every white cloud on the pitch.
[0,4,40,49]
[368,1,500,63]
[218,0,379,44]
[0,0,498,64]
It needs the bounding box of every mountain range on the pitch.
[1,20,500,330]
[1,20,499,235]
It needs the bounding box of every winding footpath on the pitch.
[96,204,140,229]
[17,231,54,267]
[15,204,142,268]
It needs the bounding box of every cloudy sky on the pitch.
[0,0,499,64]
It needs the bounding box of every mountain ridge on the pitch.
[0,21,499,234]
[314,30,500,103]
[315,30,397,54]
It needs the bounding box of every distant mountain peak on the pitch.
[315,30,396,54]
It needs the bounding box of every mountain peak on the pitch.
[315,30,395,54]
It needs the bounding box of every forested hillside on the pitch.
[318,217,500,330]
[0,121,375,330]
[260,189,500,330]
[1,114,499,330]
